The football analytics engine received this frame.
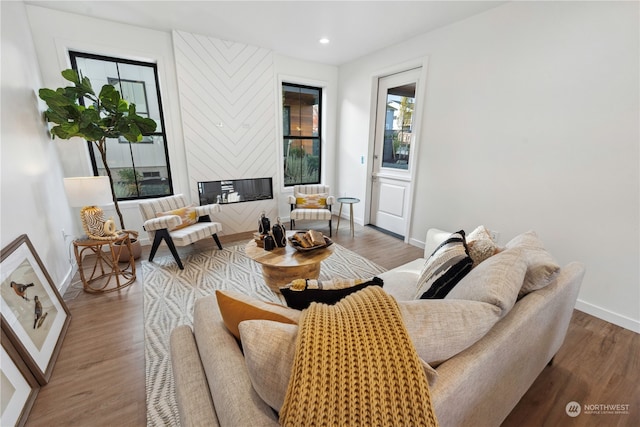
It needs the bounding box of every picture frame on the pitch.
[1,329,40,427]
[1,234,71,385]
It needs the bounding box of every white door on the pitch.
[369,68,421,238]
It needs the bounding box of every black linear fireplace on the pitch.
[198,177,273,205]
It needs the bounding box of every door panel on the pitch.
[370,68,421,238]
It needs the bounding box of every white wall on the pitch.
[1,2,77,294]
[25,4,189,239]
[336,1,639,331]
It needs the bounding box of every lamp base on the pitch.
[80,205,115,239]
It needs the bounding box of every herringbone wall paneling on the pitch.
[173,30,279,234]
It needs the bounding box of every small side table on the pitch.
[336,197,360,237]
[73,235,136,293]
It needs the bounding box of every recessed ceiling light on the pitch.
[319,38,330,45]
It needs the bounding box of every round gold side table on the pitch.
[73,235,136,293]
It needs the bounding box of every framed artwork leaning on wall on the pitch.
[1,329,40,426]
[1,234,71,385]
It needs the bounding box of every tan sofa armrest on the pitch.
[170,325,219,427]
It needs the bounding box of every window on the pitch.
[282,83,322,186]
[70,51,172,200]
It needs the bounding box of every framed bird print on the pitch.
[1,329,39,426]
[1,234,70,385]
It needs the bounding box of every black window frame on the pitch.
[69,51,173,201]
[282,82,323,187]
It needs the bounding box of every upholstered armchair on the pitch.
[139,194,222,270]
[287,185,335,236]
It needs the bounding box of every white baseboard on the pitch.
[575,299,640,334]
[57,263,78,296]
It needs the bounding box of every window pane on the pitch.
[283,85,319,137]
[382,83,415,170]
[284,138,320,185]
[95,137,171,199]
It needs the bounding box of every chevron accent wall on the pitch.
[173,30,279,234]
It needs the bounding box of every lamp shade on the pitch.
[64,176,113,207]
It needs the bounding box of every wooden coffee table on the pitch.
[245,231,335,293]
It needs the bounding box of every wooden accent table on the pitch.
[73,236,136,293]
[336,197,360,237]
[245,231,335,293]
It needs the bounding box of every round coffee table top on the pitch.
[245,230,335,268]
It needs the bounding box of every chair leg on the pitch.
[150,229,184,270]
[290,219,295,230]
[328,219,332,237]
[212,233,223,250]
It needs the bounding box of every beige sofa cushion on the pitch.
[398,299,501,366]
[446,246,528,317]
[239,319,440,414]
[239,320,297,412]
[505,231,561,297]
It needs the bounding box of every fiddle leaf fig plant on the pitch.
[39,69,157,229]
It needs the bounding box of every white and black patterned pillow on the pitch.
[415,230,473,299]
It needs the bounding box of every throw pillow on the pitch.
[398,299,501,366]
[466,225,500,267]
[156,205,198,231]
[239,319,440,413]
[239,320,297,412]
[215,290,300,340]
[295,192,328,209]
[280,277,384,310]
[414,230,473,299]
[445,246,528,318]
[505,231,561,297]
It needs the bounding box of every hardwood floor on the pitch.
[25,222,639,426]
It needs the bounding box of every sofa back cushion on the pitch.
[504,231,561,297]
[445,246,527,317]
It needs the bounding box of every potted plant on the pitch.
[39,69,157,259]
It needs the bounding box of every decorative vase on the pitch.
[259,212,271,235]
[272,218,286,248]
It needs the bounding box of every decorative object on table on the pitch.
[39,69,157,233]
[263,235,275,251]
[0,234,71,385]
[272,217,287,248]
[253,232,265,248]
[288,184,335,237]
[288,230,333,251]
[0,329,40,427]
[63,176,141,260]
[258,212,271,235]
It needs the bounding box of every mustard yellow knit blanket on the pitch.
[279,286,439,427]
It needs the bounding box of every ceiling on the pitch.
[25,1,507,65]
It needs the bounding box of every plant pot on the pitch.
[116,238,142,262]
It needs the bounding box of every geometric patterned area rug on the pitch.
[143,241,386,426]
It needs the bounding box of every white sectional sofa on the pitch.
[169,228,585,426]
